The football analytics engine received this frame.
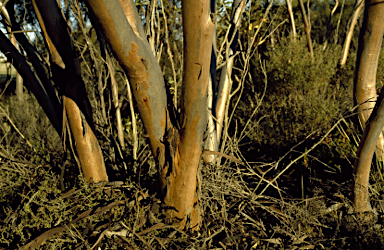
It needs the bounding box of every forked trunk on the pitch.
[86,0,213,229]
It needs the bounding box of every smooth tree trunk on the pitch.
[286,0,297,41]
[173,0,214,228]
[86,0,168,159]
[204,0,245,164]
[354,0,384,162]
[15,72,23,101]
[340,0,364,66]
[353,91,384,213]
[353,0,384,213]
[86,0,214,229]
[298,0,314,58]
[32,0,108,182]
[215,0,245,148]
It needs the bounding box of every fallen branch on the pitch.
[20,200,126,250]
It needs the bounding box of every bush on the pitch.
[235,37,354,159]
[0,92,62,162]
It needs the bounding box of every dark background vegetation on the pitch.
[1,0,384,248]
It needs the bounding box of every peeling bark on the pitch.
[86,0,214,229]
[64,97,107,182]
[86,0,168,161]
[166,0,214,228]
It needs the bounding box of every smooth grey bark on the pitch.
[86,0,168,159]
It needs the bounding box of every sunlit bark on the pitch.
[167,0,214,228]
[340,0,364,66]
[215,0,245,148]
[204,0,218,163]
[354,0,384,162]
[86,0,213,229]
[33,0,108,182]
[286,0,297,41]
[86,0,168,161]
[298,0,314,58]
[353,92,384,212]
[353,0,384,213]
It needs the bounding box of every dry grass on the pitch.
[1,1,384,249]
[1,99,384,249]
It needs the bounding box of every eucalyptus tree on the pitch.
[0,0,246,229]
[353,0,384,214]
[340,0,364,66]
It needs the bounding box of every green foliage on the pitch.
[2,0,384,248]
[0,161,135,248]
[236,37,353,158]
[0,92,62,162]
[0,161,64,246]
[308,0,358,45]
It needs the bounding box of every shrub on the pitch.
[235,37,354,159]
